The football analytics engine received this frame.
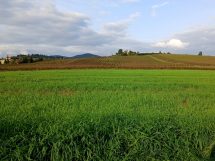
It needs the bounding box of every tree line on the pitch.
[115,49,172,56]
[115,49,139,56]
[115,49,204,56]
[4,54,44,64]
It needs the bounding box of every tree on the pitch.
[128,50,137,56]
[4,59,9,64]
[115,49,138,56]
[29,56,33,63]
[198,51,203,56]
[22,56,29,63]
[123,50,128,56]
[116,49,123,56]
[128,50,132,56]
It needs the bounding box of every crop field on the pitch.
[1,54,215,71]
[1,70,215,160]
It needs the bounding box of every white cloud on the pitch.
[154,39,189,49]
[107,0,140,7]
[0,0,215,56]
[0,0,144,56]
[151,1,169,17]
[0,0,112,55]
[151,26,215,55]
[128,12,141,19]
[121,0,140,3]
[102,12,141,36]
[175,27,215,54]
[109,0,139,4]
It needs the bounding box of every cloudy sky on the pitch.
[0,0,215,56]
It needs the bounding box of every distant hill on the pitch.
[72,53,100,59]
[10,53,100,60]
[1,54,215,71]
[47,55,67,59]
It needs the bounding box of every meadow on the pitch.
[0,69,215,161]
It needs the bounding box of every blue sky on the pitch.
[56,0,215,41]
[0,0,215,56]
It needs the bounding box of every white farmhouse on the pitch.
[0,59,5,64]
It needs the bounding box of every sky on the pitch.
[0,0,215,57]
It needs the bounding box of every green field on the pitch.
[1,70,215,161]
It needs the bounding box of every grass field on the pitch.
[1,54,215,71]
[1,70,215,160]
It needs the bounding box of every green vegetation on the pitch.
[115,49,139,56]
[0,70,215,161]
[5,54,44,64]
[115,49,171,56]
[199,51,203,56]
[3,54,66,65]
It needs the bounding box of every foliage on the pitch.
[16,54,43,63]
[115,49,173,56]
[116,49,124,56]
[0,70,215,161]
[199,51,203,56]
[115,49,138,56]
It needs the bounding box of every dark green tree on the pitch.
[22,56,29,63]
[116,49,123,56]
[198,51,203,56]
[123,50,128,56]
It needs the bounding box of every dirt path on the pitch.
[148,55,171,64]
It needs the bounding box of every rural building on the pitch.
[0,59,5,64]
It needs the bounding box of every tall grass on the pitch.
[0,70,215,160]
